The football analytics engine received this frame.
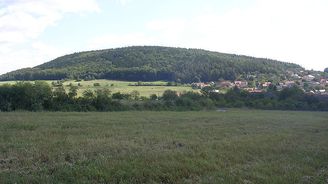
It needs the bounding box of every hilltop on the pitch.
[0,46,303,82]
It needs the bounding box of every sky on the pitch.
[0,0,327,74]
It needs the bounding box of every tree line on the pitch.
[0,82,327,112]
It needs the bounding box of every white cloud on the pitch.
[0,0,100,74]
[0,41,66,73]
[115,0,133,6]
[0,0,99,44]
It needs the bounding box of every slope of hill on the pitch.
[0,46,303,82]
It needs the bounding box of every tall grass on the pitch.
[0,110,327,183]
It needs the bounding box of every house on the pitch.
[320,79,328,86]
[217,81,234,88]
[209,82,215,86]
[244,88,255,92]
[261,82,272,88]
[303,75,315,81]
[286,70,294,75]
[247,88,264,93]
[284,81,295,88]
[319,89,326,94]
[209,89,220,93]
[291,73,301,79]
[253,89,264,93]
[234,81,248,88]
[276,83,284,90]
[192,82,211,89]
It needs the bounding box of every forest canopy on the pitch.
[0,46,303,82]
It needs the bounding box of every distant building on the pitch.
[217,81,234,88]
[276,83,284,91]
[246,88,264,93]
[234,81,248,88]
[320,79,328,86]
[261,82,272,88]
[284,81,296,88]
[209,89,220,93]
[291,73,301,79]
[303,75,315,81]
[192,82,211,89]
[244,88,254,92]
[319,90,326,94]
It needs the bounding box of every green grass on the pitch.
[0,81,17,85]
[0,80,198,97]
[64,79,197,97]
[0,110,327,183]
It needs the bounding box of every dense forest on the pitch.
[0,46,303,82]
[1,82,327,112]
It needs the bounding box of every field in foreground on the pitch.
[0,110,327,183]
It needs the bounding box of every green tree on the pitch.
[68,86,78,99]
[82,89,95,99]
[53,86,69,104]
[150,94,158,100]
[279,86,304,100]
[34,81,53,110]
[162,90,178,101]
[201,86,216,97]
[267,84,277,92]
[112,92,125,100]
[11,82,34,110]
[94,89,112,111]
[130,90,140,100]
[248,81,256,88]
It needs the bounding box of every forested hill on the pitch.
[0,46,303,82]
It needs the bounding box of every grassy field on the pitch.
[0,110,327,183]
[0,80,198,97]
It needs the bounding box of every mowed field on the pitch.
[0,80,198,97]
[0,110,327,183]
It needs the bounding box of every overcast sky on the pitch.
[1,0,327,74]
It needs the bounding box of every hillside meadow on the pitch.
[0,110,327,183]
[0,80,198,97]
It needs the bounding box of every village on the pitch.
[192,70,328,95]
